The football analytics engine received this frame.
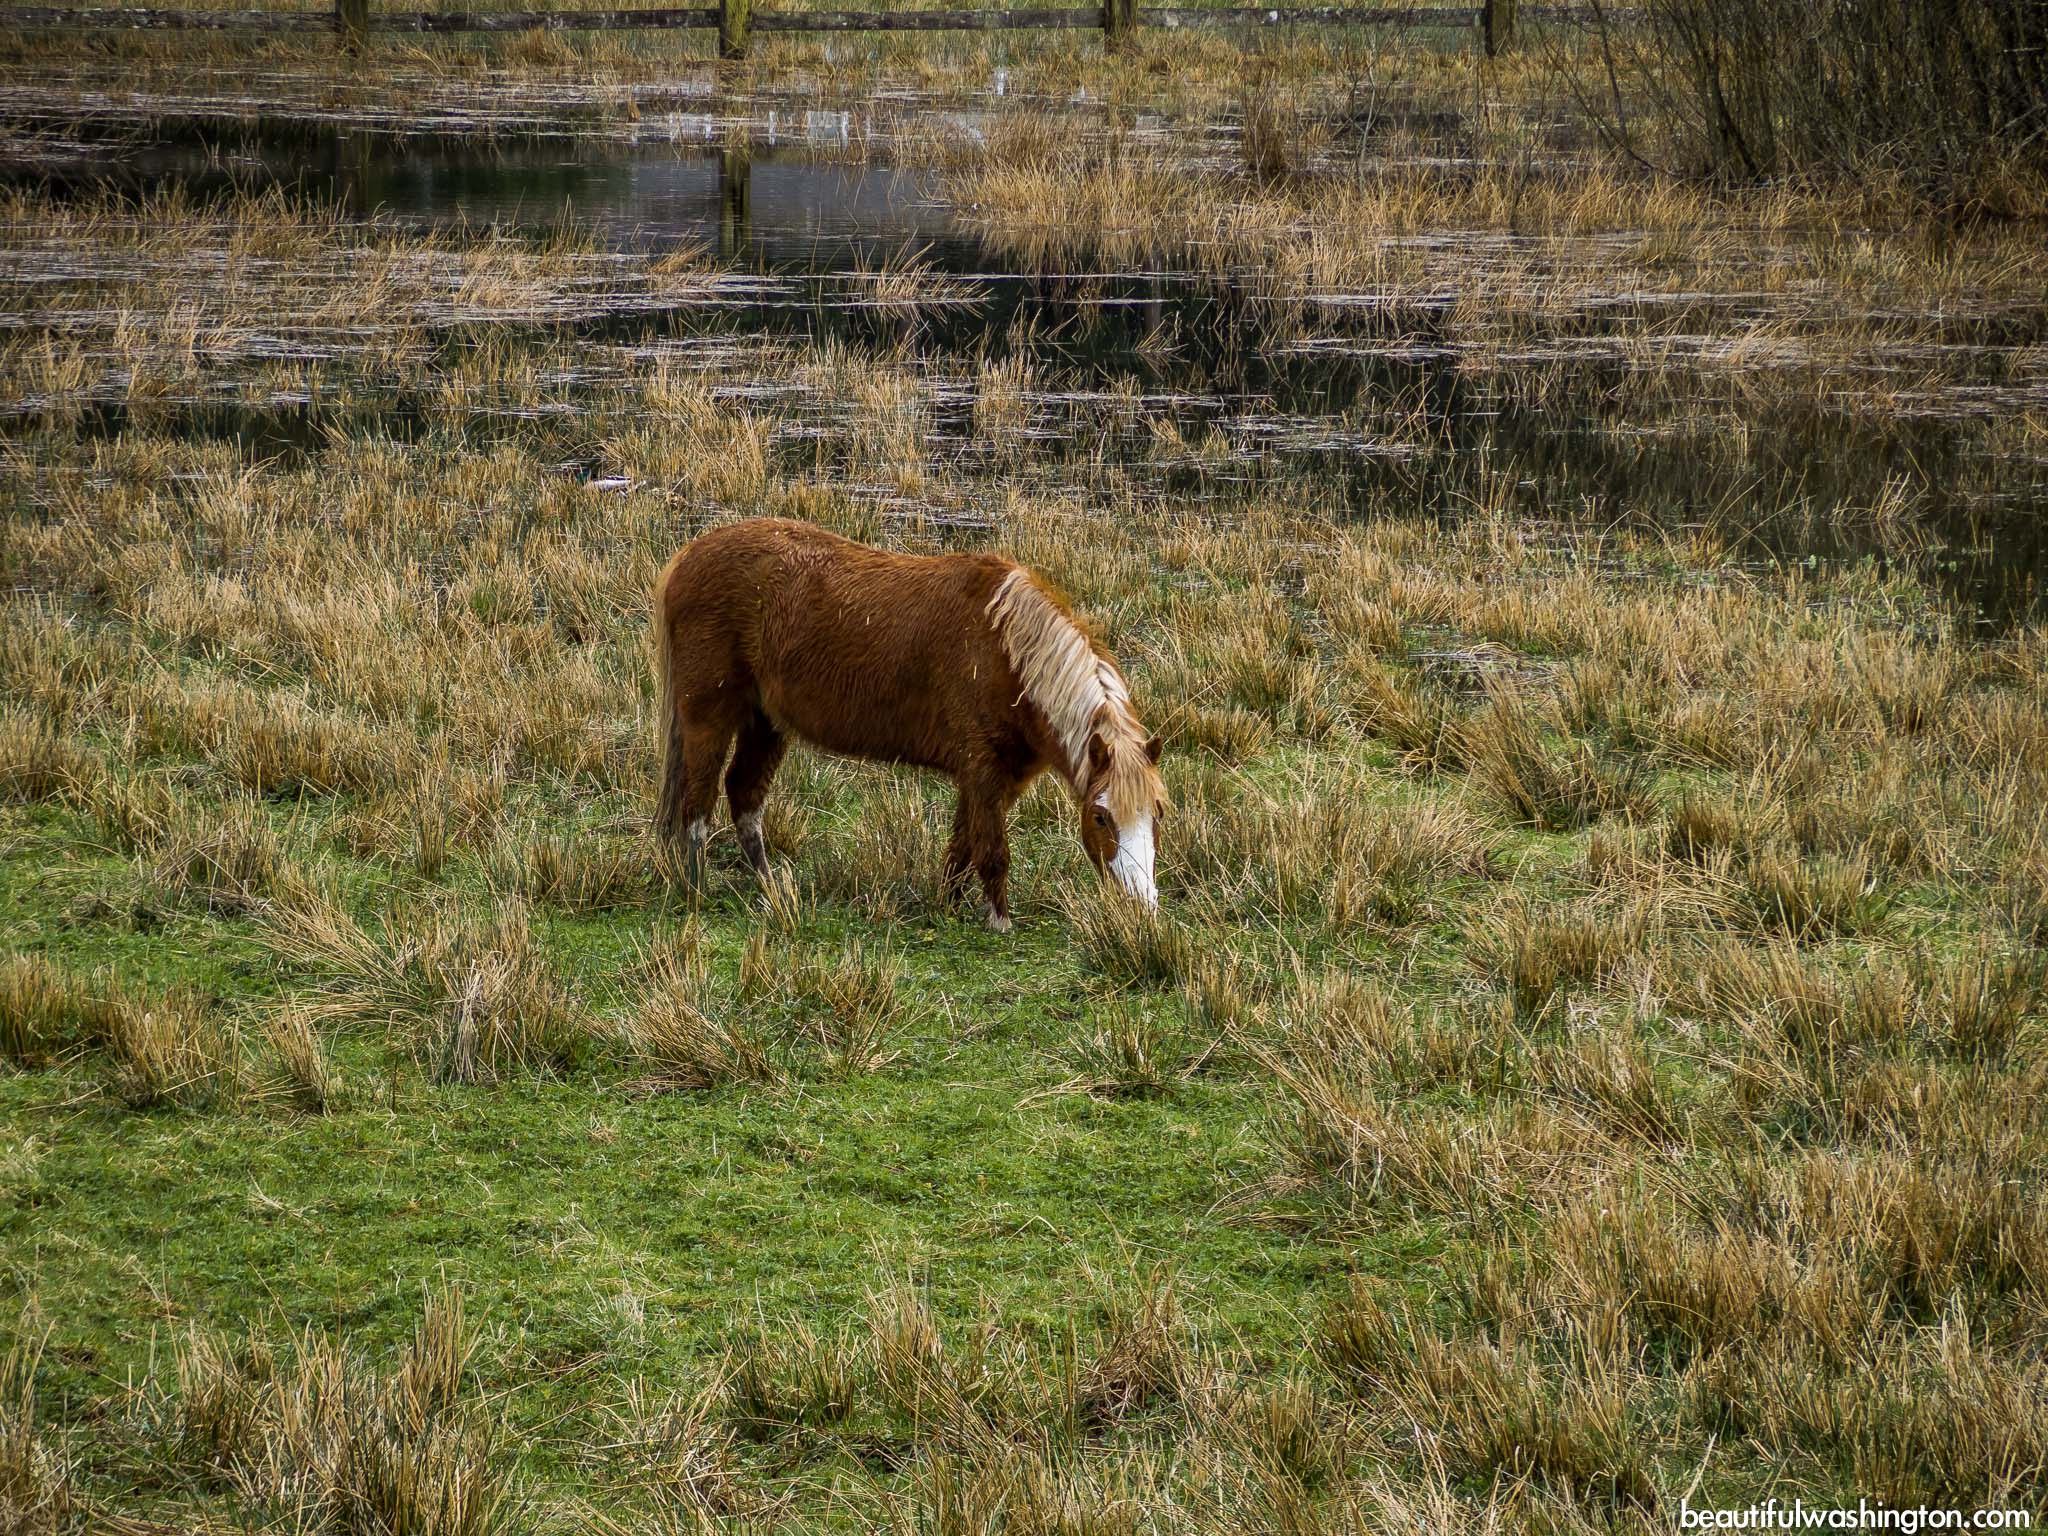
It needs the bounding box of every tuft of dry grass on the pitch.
[1472,898,1650,1019]
[1319,1281,1655,1511]
[1347,660,1471,776]
[1914,944,2043,1064]
[1060,884,1198,987]
[0,951,232,1107]
[1074,1268,1194,1429]
[0,711,99,809]
[1260,1039,1608,1226]
[257,1007,342,1114]
[1176,774,1493,931]
[865,1273,966,1433]
[167,1289,515,1536]
[1741,846,1891,940]
[802,772,952,920]
[0,953,98,1069]
[495,831,657,914]
[1463,691,1648,832]
[141,796,318,916]
[1051,1008,1215,1102]
[589,1378,755,1522]
[265,896,589,1084]
[724,1324,859,1441]
[738,935,906,1079]
[624,942,780,1093]
[1202,1378,1343,1492]
[103,989,234,1110]
[0,1331,71,1536]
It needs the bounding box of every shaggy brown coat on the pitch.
[652,518,1163,924]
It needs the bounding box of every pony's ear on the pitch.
[1144,735,1163,764]
[1087,733,1111,774]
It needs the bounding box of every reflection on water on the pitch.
[6,126,2044,628]
[30,131,951,265]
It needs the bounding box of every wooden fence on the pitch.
[1,0,1541,56]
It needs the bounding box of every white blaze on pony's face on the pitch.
[1096,795,1158,908]
[1079,730,1167,908]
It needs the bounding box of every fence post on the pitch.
[335,0,367,53]
[718,141,752,260]
[719,0,751,59]
[1481,0,1515,55]
[1101,0,1136,49]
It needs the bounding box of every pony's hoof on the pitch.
[984,905,1012,933]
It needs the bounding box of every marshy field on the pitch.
[3,4,2047,1531]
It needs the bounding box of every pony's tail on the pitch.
[651,551,688,847]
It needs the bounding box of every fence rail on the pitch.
[0,0,1562,54]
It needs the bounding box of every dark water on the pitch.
[8,126,2045,628]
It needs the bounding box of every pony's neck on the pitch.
[985,568,1153,808]
[987,569,1123,780]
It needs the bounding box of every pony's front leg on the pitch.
[963,782,1015,932]
[942,797,974,901]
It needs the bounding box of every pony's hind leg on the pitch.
[725,711,787,881]
[672,713,737,885]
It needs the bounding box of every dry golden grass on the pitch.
[264,897,590,1084]
[166,1290,515,1536]
[0,951,233,1107]
[256,1006,343,1114]
[624,941,781,1092]
[0,1332,71,1536]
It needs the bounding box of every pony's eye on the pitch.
[1093,808,1113,830]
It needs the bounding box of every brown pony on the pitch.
[651,517,1166,929]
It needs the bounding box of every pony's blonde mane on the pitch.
[986,568,1164,821]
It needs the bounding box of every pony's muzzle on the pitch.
[1106,813,1158,909]
[1114,874,1160,911]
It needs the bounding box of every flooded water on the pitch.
[7,121,2045,627]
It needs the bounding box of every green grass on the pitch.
[0,790,1381,1517]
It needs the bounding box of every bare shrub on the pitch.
[1570,0,2047,203]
